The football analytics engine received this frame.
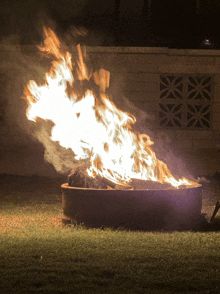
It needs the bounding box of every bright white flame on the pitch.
[24,28,198,188]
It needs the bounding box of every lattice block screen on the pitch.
[159,75,212,129]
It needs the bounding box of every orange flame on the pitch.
[24,28,197,188]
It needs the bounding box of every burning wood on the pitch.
[68,165,133,189]
[68,164,107,189]
[68,167,176,190]
[99,176,132,190]
[130,179,172,190]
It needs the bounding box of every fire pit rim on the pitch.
[61,182,201,192]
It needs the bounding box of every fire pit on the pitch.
[61,184,202,231]
[23,28,202,231]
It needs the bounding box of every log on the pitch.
[68,165,133,190]
[68,165,176,190]
[68,165,107,189]
[99,176,133,190]
[130,179,173,190]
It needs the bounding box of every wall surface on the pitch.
[87,46,220,150]
[1,45,220,177]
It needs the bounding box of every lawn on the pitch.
[0,174,220,294]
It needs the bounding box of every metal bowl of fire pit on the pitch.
[61,183,202,231]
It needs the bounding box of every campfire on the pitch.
[23,28,202,230]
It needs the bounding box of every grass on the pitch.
[0,174,220,293]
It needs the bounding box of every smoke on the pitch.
[0,38,44,143]
[113,95,194,181]
[105,74,194,182]
[0,0,117,175]
[33,120,87,173]
[0,6,117,174]
[0,26,80,174]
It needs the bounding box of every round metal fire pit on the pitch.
[61,183,202,231]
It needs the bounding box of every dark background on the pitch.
[0,0,220,48]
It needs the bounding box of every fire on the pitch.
[24,28,197,188]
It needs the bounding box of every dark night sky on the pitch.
[0,0,220,48]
